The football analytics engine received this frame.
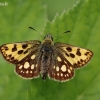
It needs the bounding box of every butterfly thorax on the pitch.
[40,34,54,80]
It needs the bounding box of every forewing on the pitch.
[54,42,93,68]
[0,40,41,64]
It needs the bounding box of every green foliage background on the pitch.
[0,0,100,100]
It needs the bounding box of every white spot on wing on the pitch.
[31,64,34,69]
[70,67,73,70]
[57,57,61,61]
[36,64,37,67]
[26,70,29,74]
[68,69,71,73]
[53,66,55,69]
[67,74,69,77]
[24,62,30,69]
[56,66,59,71]
[61,73,63,76]
[19,65,23,69]
[64,60,67,64]
[30,71,32,73]
[61,65,67,72]
[31,55,35,59]
[57,73,59,76]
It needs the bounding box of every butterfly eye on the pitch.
[51,36,53,41]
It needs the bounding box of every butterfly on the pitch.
[0,32,93,82]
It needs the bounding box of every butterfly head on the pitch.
[44,34,53,41]
[42,34,54,45]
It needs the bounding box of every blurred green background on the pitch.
[0,0,100,100]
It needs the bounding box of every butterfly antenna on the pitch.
[28,27,36,31]
[28,27,41,34]
[63,30,71,34]
[54,30,71,37]
[28,26,43,38]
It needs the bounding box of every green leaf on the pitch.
[42,0,78,20]
[0,0,46,100]
[28,0,100,100]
